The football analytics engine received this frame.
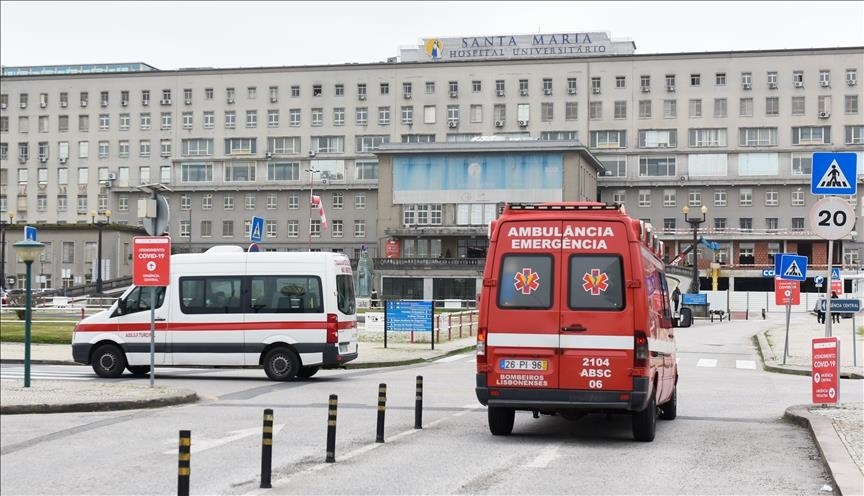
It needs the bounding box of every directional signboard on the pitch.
[818,299,861,313]
[777,254,807,281]
[385,300,434,332]
[250,216,264,242]
[811,152,857,196]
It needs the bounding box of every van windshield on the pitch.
[120,286,166,314]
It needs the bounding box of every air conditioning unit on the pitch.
[848,79,857,87]
[768,82,778,89]
[81,101,88,107]
[742,83,752,90]
[404,119,413,126]
[818,111,831,119]
[38,183,47,190]
[518,120,528,127]
[819,81,830,88]
[592,87,601,94]
[640,86,650,93]
[265,152,273,159]
[794,81,804,88]
[520,89,528,96]
[0,103,6,109]
[60,101,67,108]
[39,157,48,163]
[308,150,317,158]
[448,121,458,128]
[666,85,676,92]
[101,102,108,107]
[403,93,412,99]
[494,120,504,127]
[543,89,552,96]
[59,157,67,164]
[227,98,235,104]
[184,99,192,105]
[106,172,117,180]
[19,102,27,109]
[18,157,27,164]
[160,99,172,105]
[496,90,505,97]
[142,100,149,106]
[358,94,367,101]
[270,97,278,103]
[567,88,577,95]
[679,175,688,181]
[449,91,458,98]
[40,102,47,108]
[121,101,128,107]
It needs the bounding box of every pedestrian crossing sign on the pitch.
[811,152,857,196]
[778,254,807,281]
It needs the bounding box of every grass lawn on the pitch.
[0,320,75,344]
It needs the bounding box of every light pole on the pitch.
[90,209,111,295]
[1,211,14,290]
[305,165,320,251]
[682,205,708,293]
[13,238,45,388]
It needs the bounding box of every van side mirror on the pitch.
[116,298,127,316]
[674,307,693,328]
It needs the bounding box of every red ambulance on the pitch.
[475,202,691,442]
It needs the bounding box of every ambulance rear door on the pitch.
[557,219,635,391]
[485,219,562,390]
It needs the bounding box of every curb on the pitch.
[342,345,475,370]
[784,405,864,496]
[0,391,198,415]
[754,331,864,379]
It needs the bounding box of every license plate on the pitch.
[500,359,548,371]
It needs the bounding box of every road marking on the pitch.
[523,444,562,468]
[696,358,718,367]
[436,353,473,364]
[163,424,284,455]
[736,360,756,369]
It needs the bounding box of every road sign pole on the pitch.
[825,240,833,338]
[782,302,791,364]
[150,286,156,387]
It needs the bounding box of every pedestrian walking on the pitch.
[671,286,681,316]
[830,291,840,323]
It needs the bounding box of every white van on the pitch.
[72,246,358,380]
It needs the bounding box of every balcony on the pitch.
[374,257,484,270]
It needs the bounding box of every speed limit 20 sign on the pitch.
[808,197,856,240]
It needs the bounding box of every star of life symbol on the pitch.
[513,268,540,295]
[582,269,609,295]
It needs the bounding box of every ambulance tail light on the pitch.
[634,331,649,367]
[326,313,338,344]
[476,326,490,372]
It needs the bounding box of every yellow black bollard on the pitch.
[414,375,423,429]
[177,430,191,496]
[260,408,273,489]
[325,394,338,463]
[376,383,387,443]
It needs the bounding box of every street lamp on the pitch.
[682,205,708,293]
[1,211,14,291]
[90,209,111,295]
[13,238,45,388]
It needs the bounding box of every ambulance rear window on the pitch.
[568,255,624,310]
[497,254,553,309]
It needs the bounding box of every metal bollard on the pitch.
[376,383,387,443]
[177,430,191,496]
[260,409,273,489]
[414,375,423,429]
[325,394,338,463]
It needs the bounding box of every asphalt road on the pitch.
[2,317,858,495]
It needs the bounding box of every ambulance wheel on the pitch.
[91,344,127,378]
[488,406,515,436]
[632,391,657,442]
[263,347,300,381]
[127,365,151,377]
[659,387,677,420]
[297,366,320,378]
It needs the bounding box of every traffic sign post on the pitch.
[811,337,839,405]
[384,300,435,350]
[250,216,264,243]
[811,152,857,196]
[132,236,171,388]
[775,277,800,364]
[777,254,807,281]
[24,226,37,241]
[808,196,856,338]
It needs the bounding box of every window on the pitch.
[791,218,805,231]
[791,153,812,175]
[663,190,677,207]
[332,192,343,209]
[638,100,651,118]
[289,109,301,126]
[268,136,300,154]
[354,192,366,209]
[181,163,211,182]
[638,190,651,207]
[378,106,390,125]
[380,83,390,95]
[223,195,235,211]
[663,218,676,232]
[225,137,256,154]
[688,128,727,147]
[268,109,280,128]
[845,95,859,115]
[401,106,414,125]
[765,189,779,206]
[639,75,650,90]
[791,96,806,116]
[565,102,578,121]
[638,156,676,176]
[473,80,482,93]
[739,188,752,206]
[356,107,368,126]
[793,71,804,86]
[591,77,601,93]
[244,193,256,210]
[688,99,702,118]
[739,218,752,232]
[767,71,778,87]
[356,160,378,180]
[139,140,150,158]
[353,220,366,238]
[615,76,626,89]
[224,162,256,182]
[310,219,321,237]
[688,191,702,207]
[765,218,779,231]
[333,107,345,126]
[288,192,299,209]
[714,190,727,207]
[663,100,677,119]
[589,130,626,148]
[614,101,627,119]
[690,74,701,86]
[182,112,193,129]
[612,190,626,204]
[765,97,779,116]
[846,69,858,86]
[567,78,577,94]
[589,101,602,120]
[182,138,213,156]
[739,127,777,146]
[311,136,344,153]
[541,103,553,121]
[600,156,626,177]
[638,129,676,148]
[290,85,300,98]
[518,79,528,94]
[739,98,753,117]
[246,110,258,128]
[356,135,389,153]
[540,131,578,141]
[791,126,830,145]
[845,125,864,145]
[224,111,236,129]
[714,98,727,118]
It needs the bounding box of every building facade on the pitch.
[1,34,862,295]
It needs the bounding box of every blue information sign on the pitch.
[24,225,37,241]
[682,293,707,305]
[385,300,433,332]
[250,216,264,242]
[777,254,807,281]
[811,152,857,196]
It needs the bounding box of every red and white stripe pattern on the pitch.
[311,195,328,230]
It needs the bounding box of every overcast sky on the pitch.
[2,1,862,70]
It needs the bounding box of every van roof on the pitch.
[171,247,351,267]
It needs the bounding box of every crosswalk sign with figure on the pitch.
[811,152,857,196]
[778,254,807,281]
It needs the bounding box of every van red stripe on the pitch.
[75,320,356,332]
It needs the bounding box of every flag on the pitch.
[311,195,328,230]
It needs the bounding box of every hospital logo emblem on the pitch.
[424,39,443,59]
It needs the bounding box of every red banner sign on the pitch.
[811,337,839,404]
[133,236,171,286]
[774,278,800,306]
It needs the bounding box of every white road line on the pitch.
[436,353,473,364]
[523,444,563,468]
[736,360,756,369]
[696,358,718,367]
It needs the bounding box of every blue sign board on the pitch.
[385,300,433,332]
[819,299,861,313]
[24,225,37,241]
[831,267,841,280]
[682,293,707,305]
[774,253,794,279]
[248,243,260,253]
[250,216,264,242]
[778,254,807,281]
[761,269,775,278]
[811,152,857,196]
[814,276,825,286]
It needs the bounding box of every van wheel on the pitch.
[127,365,151,377]
[297,366,319,378]
[659,386,677,420]
[91,344,127,378]
[488,406,515,436]
[263,347,300,381]
[632,390,657,442]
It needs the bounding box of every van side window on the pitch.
[250,275,323,313]
[180,276,243,314]
[336,274,356,315]
[497,254,553,309]
[568,255,624,310]
[121,286,166,314]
